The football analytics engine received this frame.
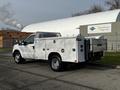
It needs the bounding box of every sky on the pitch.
[0,0,106,27]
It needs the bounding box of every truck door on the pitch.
[21,35,35,59]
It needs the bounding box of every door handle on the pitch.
[43,48,45,51]
[32,46,35,49]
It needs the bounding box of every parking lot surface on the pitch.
[0,55,120,90]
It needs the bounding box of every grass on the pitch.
[0,48,12,53]
[100,52,120,65]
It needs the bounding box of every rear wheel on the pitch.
[49,55,64,72]
[14,51,25,64]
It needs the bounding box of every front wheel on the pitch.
[14,52,25,64]
[49,55,64,72]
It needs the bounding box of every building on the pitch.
[22,9,120,52]
[80,22,120,52]
[22,9,120,37]
[0,30,31,48]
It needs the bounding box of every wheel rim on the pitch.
[51,58,59,70]
[15,54,20,63]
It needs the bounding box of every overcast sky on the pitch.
[0,0,106,27]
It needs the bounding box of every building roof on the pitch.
[22,9,120,36]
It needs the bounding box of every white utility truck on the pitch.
[12,32,107,71]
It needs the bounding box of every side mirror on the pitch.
[22,41,28,46]
[14,40,19,44]
[19,41,27,46]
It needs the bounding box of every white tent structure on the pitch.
[22,9,120,37]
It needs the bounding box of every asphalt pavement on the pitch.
[0,54,120,90]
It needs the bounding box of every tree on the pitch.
[88,5,104,13]
[106,0,120,10]
[72,5,104,17]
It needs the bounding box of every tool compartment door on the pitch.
[63,38,77,62]
[77,38,85,62]
[45,38,64,60]
[34,38,46,60]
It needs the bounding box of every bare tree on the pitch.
[0,3,23,30]
[106,0,120,10]
[72,5,104,17]
[88,5,104,13]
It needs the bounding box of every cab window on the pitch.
[24,35,35,44]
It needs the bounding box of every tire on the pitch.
[49,55,64,72]
[14,51,25,64]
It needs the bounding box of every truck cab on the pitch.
[12,32,61,61]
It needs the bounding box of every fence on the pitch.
[105,33,120,52]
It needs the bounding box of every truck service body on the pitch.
[12,32,107,71]
[13,32,85,63]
